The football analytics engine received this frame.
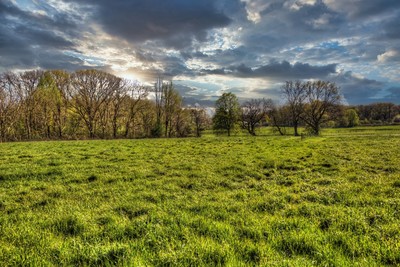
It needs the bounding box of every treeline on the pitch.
[355,103,400,125]
[214,81,400,136]
[1,69,399,141]
[0,69,209,142]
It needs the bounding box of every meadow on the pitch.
[0,126,399,266]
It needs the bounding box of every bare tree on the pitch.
[33,72,58,138]
[190,105,208,137]
[152,77,164,137]
[174,108,192,137]
[67,70,120,138]
[123,82,148,138]
[268,103,290,136]
[282,81,307,136]
[49,70,70,138]
[0,73,21,141]
[163,82,182,137]
[241,98,272,136]
[139,99,156,137]
[301,81,341,135]
[15,70,44,139]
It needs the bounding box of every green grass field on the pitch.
[0,126,399,266]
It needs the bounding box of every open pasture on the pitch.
[0,126,399,266]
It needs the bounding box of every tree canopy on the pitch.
[213,92,240,136]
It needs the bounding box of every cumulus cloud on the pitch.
[377,50,400,63]
[240,0,271,23]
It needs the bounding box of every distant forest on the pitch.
[0,69,399,142]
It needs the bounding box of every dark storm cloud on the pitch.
[252,87,282,99]
[0,1,79,37]
[282,1,343,32]
[174,84,197,95]
[387,87,400,97]
[245,1,343,46]
[13,25,74,49]
[341,0,400,19]
[200,46,259,67]
[0,0,81,71]
[331,71,384,104]
[0,2,33,68]
[64,0,232,48]
[173,84,216,106]
[0,30,35,69]
[382,15,400,40]
[182,97,216,107]
[382,87,400,103]
[238,0,398,63]
[37,51,85,71]
[202,61,337,80]
[180,51,209,60]
[161,55,196,78]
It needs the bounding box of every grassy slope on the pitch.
[0,126,399,266]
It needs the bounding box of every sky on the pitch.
[1,0,400,105]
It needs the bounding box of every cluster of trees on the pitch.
[214,81,341,136]
[355,103,400,124]
[214,80,400,136]
[0,70,209,142]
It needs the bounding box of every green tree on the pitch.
[345,109,359,127]
[213,92,240,136]
[34,71,66,138]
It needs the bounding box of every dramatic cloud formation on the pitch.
[201,61,337,79]
[64,0,232,49]
[0,0,399,104]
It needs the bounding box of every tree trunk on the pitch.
[124,120,130,138]
[294,123,299,136]
[112,118,117,138]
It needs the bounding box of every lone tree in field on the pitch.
[301,80,341,135]
[240,98,272,135]
[213,92,240,136]
[281,81,307,136]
